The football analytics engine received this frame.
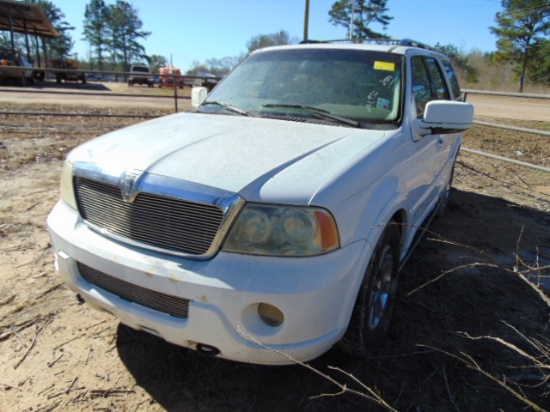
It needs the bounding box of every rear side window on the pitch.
[411,56,450,118]
[441,59,462,100]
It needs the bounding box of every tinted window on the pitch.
[411,56,450,118]
[426,58,449,100]
[411,57,432,117]
[442,59,462,99]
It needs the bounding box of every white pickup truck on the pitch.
[48,39,473,365]
[127,64,153,87]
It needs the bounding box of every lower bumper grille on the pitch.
[77,262,190,318]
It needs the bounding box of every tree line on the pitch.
[82,0,152,72]
[1,0,548,91]
[0,0,155,72]
[167,0,550,92]
[327,0,549,92]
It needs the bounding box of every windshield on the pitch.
[132,66,149,73]
[203,48,403,127]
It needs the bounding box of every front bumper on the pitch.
[47,200,370,365]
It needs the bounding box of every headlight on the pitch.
[223,203,339,256]
[60,161,77,209]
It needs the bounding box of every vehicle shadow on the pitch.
[116,188,549,411]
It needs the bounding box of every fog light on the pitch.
[258,303,284,327]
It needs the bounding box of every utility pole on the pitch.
[303,0,310,41]
[349,0,356,40]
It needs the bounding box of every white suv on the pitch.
[48,40,473,365]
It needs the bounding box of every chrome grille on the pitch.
[77,262,190,318]
[75,177,224,255]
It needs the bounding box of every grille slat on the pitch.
[75,177,224,255]
[77,262,190,318]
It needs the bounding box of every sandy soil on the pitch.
[465,93,550,121]
[0,88,548,412]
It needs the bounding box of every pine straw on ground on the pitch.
[0,104,548,412]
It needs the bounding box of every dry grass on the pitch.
[0,101,548,412]
[458,54,550,94]
[463,122,550,168]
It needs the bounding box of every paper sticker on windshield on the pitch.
[374,61,395,72]
[377,97,390,110]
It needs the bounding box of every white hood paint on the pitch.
[70,113,385,203]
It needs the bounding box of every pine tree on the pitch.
[329,0,393,40]
[83,0,108,71]
[527,38,550,85]
[490,0,550,92]
[105,0,151,72]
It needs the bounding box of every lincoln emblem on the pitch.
[119,169,143,203]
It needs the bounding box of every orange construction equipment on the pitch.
[158,66,183,89]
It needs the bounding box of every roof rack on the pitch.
[300,38,435,51]
[398,39,435,50]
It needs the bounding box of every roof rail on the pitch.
[399,39,435,50]
[300,38,435,50]
[299,39,350,44]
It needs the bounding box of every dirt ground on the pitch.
[0,87,549,412]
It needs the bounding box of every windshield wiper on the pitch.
[200,101,250,117]
[263,104,361,128]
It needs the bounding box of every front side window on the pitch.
[411,56,450,118]
[202,48,403,127]
[426,58,449,100]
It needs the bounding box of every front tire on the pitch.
[338,222,401,357]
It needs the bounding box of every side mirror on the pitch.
[415,100,474,137]
[191,87,208,108]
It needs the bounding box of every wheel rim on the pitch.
[368,244,394,330]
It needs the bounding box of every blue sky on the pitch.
[53,0,502,71]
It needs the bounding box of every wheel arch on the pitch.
[350,180,411,260]
[334,203,409,337]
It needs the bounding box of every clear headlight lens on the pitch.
[60,161,77,209]
[223,203,339,256]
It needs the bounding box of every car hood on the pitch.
[69,113,386,204]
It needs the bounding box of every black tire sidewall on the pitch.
[362,224,400,346]
[338,222,401,357]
